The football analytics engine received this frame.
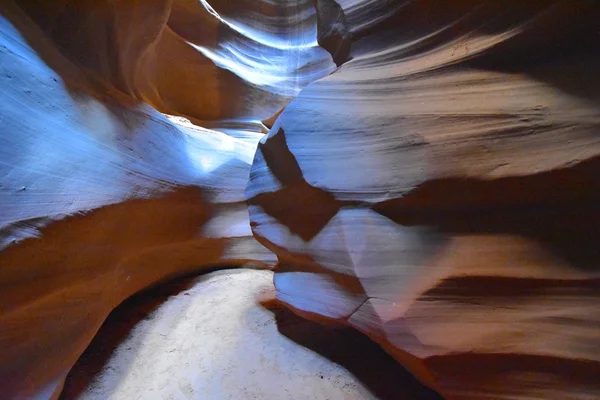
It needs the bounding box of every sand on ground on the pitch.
[61,269,435,400]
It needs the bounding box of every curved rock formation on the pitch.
[0,2,281,398]
[247,1,600,399]
[2,0,600,399]
[15,0,335,122]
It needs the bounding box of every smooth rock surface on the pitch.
[0,5,275,398]
[246,1,600,399]
[15,0,336,122]
[2,0,600,399]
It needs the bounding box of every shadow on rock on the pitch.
[261,299,444,400]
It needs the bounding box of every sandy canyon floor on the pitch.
[60,270,439,400]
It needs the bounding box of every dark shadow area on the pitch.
[350,0,600,63]
[374,156,600,272]
[59,278,195,399]
[349,0,558,59]
[60,268,239,400]
[484,52,600,116]
[248,181,343,242]
[261,300,444,400]
[259,128,304,186]
[379,201,600,273]
[313,0,351,67]
[427,353,600,398]
[423,275,600,300]
[464,1,600,72]
[249,128,346,241]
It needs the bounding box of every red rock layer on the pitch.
[0,2,281,398]
[246,1,600,399]
[15,0,335,122]
[2,0,600,399]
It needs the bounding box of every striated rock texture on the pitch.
[247,1,600,399]
[2,0,600,399]
[15,0,336,123]
[0,1,301,398]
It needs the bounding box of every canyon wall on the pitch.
[15,0,335,123]
[1,1,599,399]
[0,1,300,398]
[246,1,600,399]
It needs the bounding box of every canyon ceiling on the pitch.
[1,1,600,399]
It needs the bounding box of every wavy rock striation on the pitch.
[0,2,288,398]
[2,0,600,399]
[15,0,335,123]
[247,1,600,399]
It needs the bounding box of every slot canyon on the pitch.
[1,1,599,399]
